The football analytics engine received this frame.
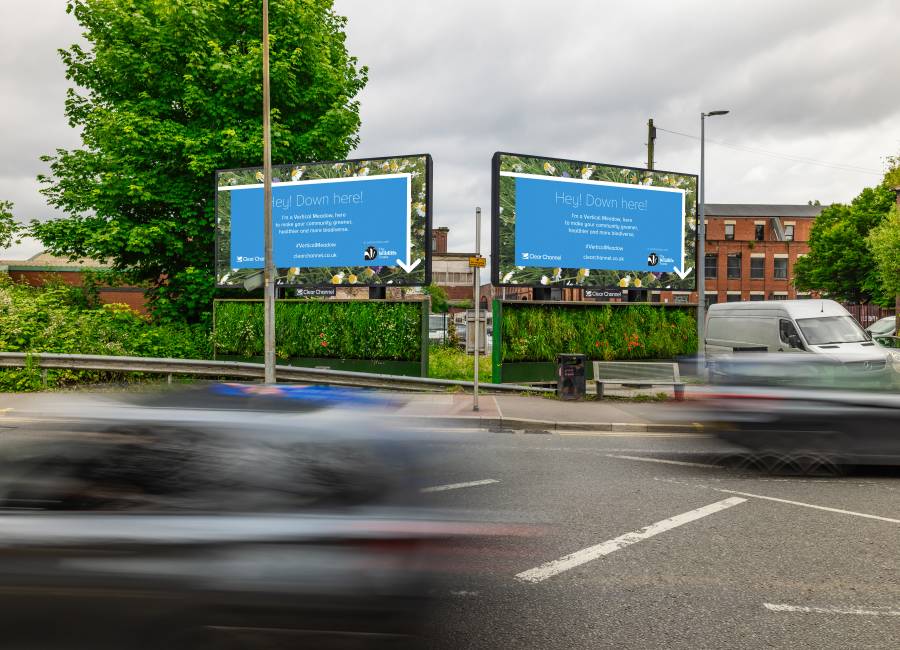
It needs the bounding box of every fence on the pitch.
[842,303,894,327]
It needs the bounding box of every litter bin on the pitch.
[556,353,586,400]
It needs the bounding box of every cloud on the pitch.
[2,0,899,267]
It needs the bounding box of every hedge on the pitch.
[213,299,424,361]
[500,303,697,362]
[0,274,211,391]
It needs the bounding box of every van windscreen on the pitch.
[796,316,868,345]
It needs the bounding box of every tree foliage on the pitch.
[0,201,21,251]
[33,0,367,323]
[866,204,900,334]
[423,283,449,313]
[793,185,896,305]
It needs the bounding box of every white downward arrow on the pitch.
[396,258,421,274]
[672,265,693,280]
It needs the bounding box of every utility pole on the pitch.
[647,118,656,170]
[473,207,481,412]
[262,0,276,384]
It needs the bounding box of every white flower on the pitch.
[415,203,426,217]
[516,265,524,270]
[291,168,303,181]
[357,166,369,176]
[332,163,343,171]
[540,275,550,285]
[220,273,230,284]
[502,271,514,283]
[543,162,556,174]
[552,267,562,280]
[513,164,524,172]
[581,167,593,180]
[255,171,264,182]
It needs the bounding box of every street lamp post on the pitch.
[697,110,729,358]
[262,0,276,384]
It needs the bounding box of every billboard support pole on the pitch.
[473,207,481,412]
[262,0,276,384]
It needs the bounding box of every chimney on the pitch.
[432,227,449,254]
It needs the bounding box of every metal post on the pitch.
[697,113,706,356]
[262,0,276,384]
[473,207,481,412]
[647,118,656,170]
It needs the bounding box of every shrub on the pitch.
[428,345,491,381]
[0,274,211,391]
[500,303,696,362]
[213,299,424,361]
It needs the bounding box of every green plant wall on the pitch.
[213,299,425,362]
[500,302,697,362]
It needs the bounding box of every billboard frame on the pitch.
[490,151,698,291]
[214,153,433,289]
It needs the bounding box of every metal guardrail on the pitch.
[0,352,553,394]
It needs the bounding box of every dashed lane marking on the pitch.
[515,497,746,583]
[421,479,500,493]
[606,454,720,469]
[764,603,900,616]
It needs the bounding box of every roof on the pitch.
[704,204,824,218]
[708,299,848,318]
[0,251,110,269]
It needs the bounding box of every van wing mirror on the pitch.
[788,333,804,350]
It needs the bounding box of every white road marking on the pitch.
[558,431,708,438]
[606,454,719,468]
[515,497,746,583]
[711,488,900,524]
[450,590,480,597]
[421,479,500,493]
[764,603,900,616]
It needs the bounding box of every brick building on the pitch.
[696,203,823,305]
[431,226,477,301]
[0,252,149,313]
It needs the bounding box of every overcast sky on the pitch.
[2,0,899,259]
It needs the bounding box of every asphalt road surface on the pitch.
[420,427,900,650]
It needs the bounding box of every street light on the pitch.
[697,109,729,359]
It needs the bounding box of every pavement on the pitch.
[387,391,698,432]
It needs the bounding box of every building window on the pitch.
[771,293,787,300]
[784,225,794,241]
[726,293,742,302]
[705,254,718,279]
[749,294,764,301]
[755,224,764,241]
[750,257,765,280]
[705,294,718,308]
[773,257,788,280]
[727,253,741,279]
[724,223,735,240]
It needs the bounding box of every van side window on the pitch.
[779,319,803,349]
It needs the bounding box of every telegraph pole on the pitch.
[262,0,276,383]
[647,118,656,170]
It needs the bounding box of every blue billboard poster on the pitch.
[215,155,431,288]
[492,153,698,291]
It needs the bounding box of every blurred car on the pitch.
[685,355,900,467]
[866,315,898,337]
[0,384,508,649]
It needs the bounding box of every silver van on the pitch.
[706,299,892,358]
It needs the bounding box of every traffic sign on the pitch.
[469,256,486,268]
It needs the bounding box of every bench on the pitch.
[592,361,684,400]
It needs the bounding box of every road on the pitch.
[419,427,900,650]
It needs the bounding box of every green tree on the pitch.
[0,201,21,251]
[32,0,366,323]
[423,283,449,313]
[793,185,896,305]
[866,204,900,334]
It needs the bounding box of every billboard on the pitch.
[491,152,698,291]
[215,154,431,288]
